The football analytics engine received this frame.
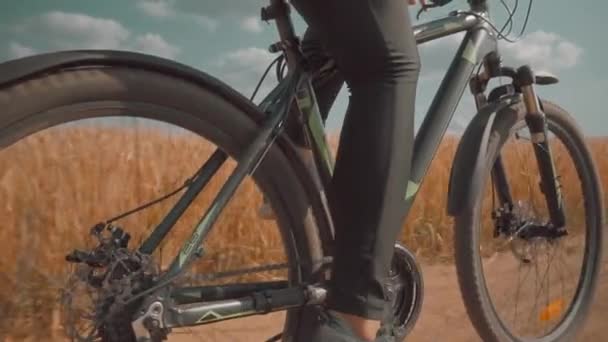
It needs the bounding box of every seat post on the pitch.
[265,0,297,42]
[468,0,488,12]
[262,0,303,73]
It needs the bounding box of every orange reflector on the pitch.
[539,299,564,322]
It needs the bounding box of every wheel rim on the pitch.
[475,116,600,341]
[0,107,305,340]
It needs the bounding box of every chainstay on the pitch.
[181,262,290,282]
[180,255,332,282]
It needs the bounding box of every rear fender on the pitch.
[0,49,265,120]
[0,49,336,248]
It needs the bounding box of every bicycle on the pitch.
[0,0,603,341]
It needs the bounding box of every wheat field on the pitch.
[0,122,606,340]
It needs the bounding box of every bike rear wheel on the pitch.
[0,65,328,341]
[454,99,603,342]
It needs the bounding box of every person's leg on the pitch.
[282,26,344,149]
[290,0,420,339]
[300,27,345,124]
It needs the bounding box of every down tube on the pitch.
[403,28,494,209]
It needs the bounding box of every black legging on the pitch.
[290,0,421,320]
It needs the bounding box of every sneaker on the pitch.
[310,308,396,342]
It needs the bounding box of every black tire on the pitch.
[454,100,604,342]
[0,66,328,341]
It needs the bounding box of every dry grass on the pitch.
[0,124,606,340]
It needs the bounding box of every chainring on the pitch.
[386,243,424,340]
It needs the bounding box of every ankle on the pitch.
[331,310,380,341]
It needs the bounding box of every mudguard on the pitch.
[0,50,336,246]
[0,49,340,249]
[0,49,267,123]
[1,49,522,226]
[447,94,522,216]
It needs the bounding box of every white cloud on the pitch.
[420,31,583,135]
[215,47,277,97]
[417,30,583,79]
[10,11,181,59]
[134,33,181,59]
[29,11,131,49]
[162,0,262,18]
[499,31,583,72]
[8,42,36,59]
[136,0,267,31]
[137,0,219,31]
[241,16,263,33]
[137,0,176,18]
[136,0,219,31]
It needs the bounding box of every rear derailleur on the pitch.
[62,223,162,341]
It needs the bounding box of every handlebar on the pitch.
[418,0,487,19]
[429,0,487,8]
[429,0,454,6]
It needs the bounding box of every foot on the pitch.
[333,311,381,341]
[310,308,395,342]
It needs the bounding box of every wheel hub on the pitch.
[492,201,568,263]
[494,201,567,241]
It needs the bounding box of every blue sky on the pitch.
[1,0,606,135]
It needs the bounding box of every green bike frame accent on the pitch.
[142,6,498,293]
[131,2,563,329]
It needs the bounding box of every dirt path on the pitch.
[172,249,608,342]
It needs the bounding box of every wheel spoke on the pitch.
[476,115,598,341]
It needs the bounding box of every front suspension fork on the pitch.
[518,66,566,228]
[469,60,566,229]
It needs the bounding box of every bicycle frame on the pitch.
[132,0,566,331]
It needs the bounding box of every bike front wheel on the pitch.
[454,99,604,342]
